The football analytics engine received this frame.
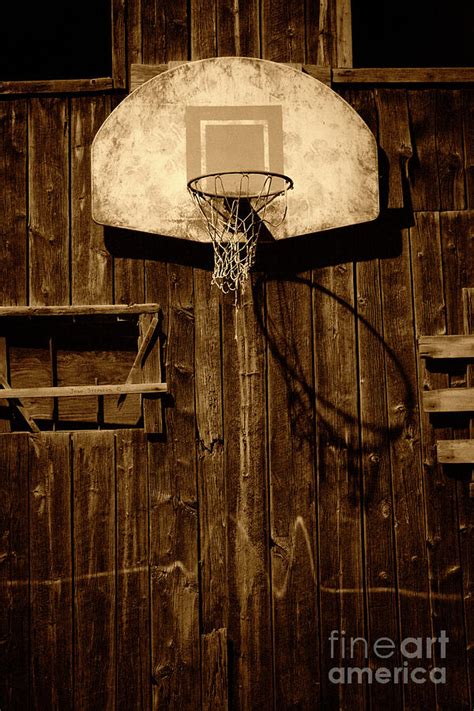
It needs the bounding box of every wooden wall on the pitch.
[1,1,473,709]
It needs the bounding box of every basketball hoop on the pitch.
[188,171,293,295]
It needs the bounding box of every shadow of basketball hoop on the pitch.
[251,270,418,506]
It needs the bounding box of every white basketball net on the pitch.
[188,172,291,294]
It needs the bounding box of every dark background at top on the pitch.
[0,0,473,80]
[352,0,474,67]
[0,2,111,81]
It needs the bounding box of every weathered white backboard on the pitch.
[92,57,379,241]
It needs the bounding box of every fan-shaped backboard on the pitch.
[92,58,379,241]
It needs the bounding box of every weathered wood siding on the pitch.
[0,2,473,709]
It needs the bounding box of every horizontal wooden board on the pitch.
[333,68,474,83]
[423,388,474,412]
[130,63,332,92]
[0,78,114,95]
[131,64,474,94]
[1,382,167,399]
[419,335,474,358]
[0,304,160,317]
[130,63,169,91]
[437,439,474,463]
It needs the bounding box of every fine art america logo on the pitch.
[328,630,448,685]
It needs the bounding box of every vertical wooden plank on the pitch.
[335,0,352,67]
[316,0,336,66]
[127,0,143,68]
[0,100,27,306]
[463,90,474,208]
[71,95,112,305]
[440,211,474,336]
[73,432,116,711]
[201,628,228,711]
[194,269,227,635]
[194,270,229,709]
[29,433,73,710]
[28,98,69,306]
[191,0,260,59]
[259,4,320,701]
[410,212,470,708]
[375,89,412,209]
[266,278,320,708]
[261,0,306,63]
[216,0,260,57]
[143,245,169,710]
[305,0,321,63]
[436,90,466,211]
[407,90,440,211]
[442,212,473,707]
[148,264,200,710]
[190,0,216,59]
[379,230,436,711]
[222,281,273,710]
[112,0,127,89]
[0,434,29,709]
[461,289,474,702]
[116,430,150,710]
[142,0,188,63]
[113,255,145,307]
[9,340,54,421]
[356,251,401,711]
[313,262,366,710]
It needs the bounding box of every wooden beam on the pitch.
[0,376,40,433]
[302,65,332,86]
[130,63,332,92]
[130,64,169,92]
[0,383,167,399]
[419,335,474,359]
[423,388,474,413]
[437,440,474,464]
[0,304,160,317]
[0,78,114,95]
[333,68,474,84]
[130,64,474,95]
[112,0,127,88]
[117,314,159,408]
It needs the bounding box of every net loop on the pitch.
[188,171,293,294]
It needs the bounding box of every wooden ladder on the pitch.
[419,288,474,497]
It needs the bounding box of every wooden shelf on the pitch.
[423,388,474,413]
[419,335,474,359]
[437,440,474,464]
